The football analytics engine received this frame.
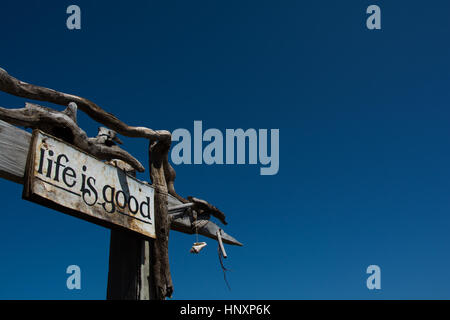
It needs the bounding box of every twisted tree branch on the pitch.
[0,67,171,142]
[149,139,174,299]
[0,102,145,172]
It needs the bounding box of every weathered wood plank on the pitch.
[23,130,156,239]
[171,213,242,246]
[0,119,31,183]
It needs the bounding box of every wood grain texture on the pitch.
[107,230,156,300]
[107,230,148,299]
[148,139,173,299]
[0,119,31,183]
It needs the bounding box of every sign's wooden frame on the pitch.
[23,130,156,239]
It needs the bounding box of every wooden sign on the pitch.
[23,130,156,239]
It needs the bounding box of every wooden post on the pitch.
[148,139,174,300]
[104,143,174,301]
[106,160,156,300]
[107,230,156,300]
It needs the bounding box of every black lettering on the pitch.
[115,190,127,209]
[102,185,115,213]
[82,176,97,206]
[37,148,45,174]
[80,166,88,192]
[140,197,152,219]
[128,196,139,214]
[45,150,54,178]
[62,167,76,188]
[54,154,68,182]
[80,173,86,192]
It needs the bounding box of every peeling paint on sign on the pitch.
[23,130,156,239]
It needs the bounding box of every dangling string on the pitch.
[190,215,208,254]
[218,244,231,291]
[192,211,199,243]
[195,222,199,244]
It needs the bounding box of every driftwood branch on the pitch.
[187,196,228,225]
[149,139,174,299]
[162,144,189,204]
[0,67,171,142]
[0,102,145,172]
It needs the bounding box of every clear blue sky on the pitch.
[0,0,450,299]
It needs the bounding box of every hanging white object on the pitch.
[190,242,207,254]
